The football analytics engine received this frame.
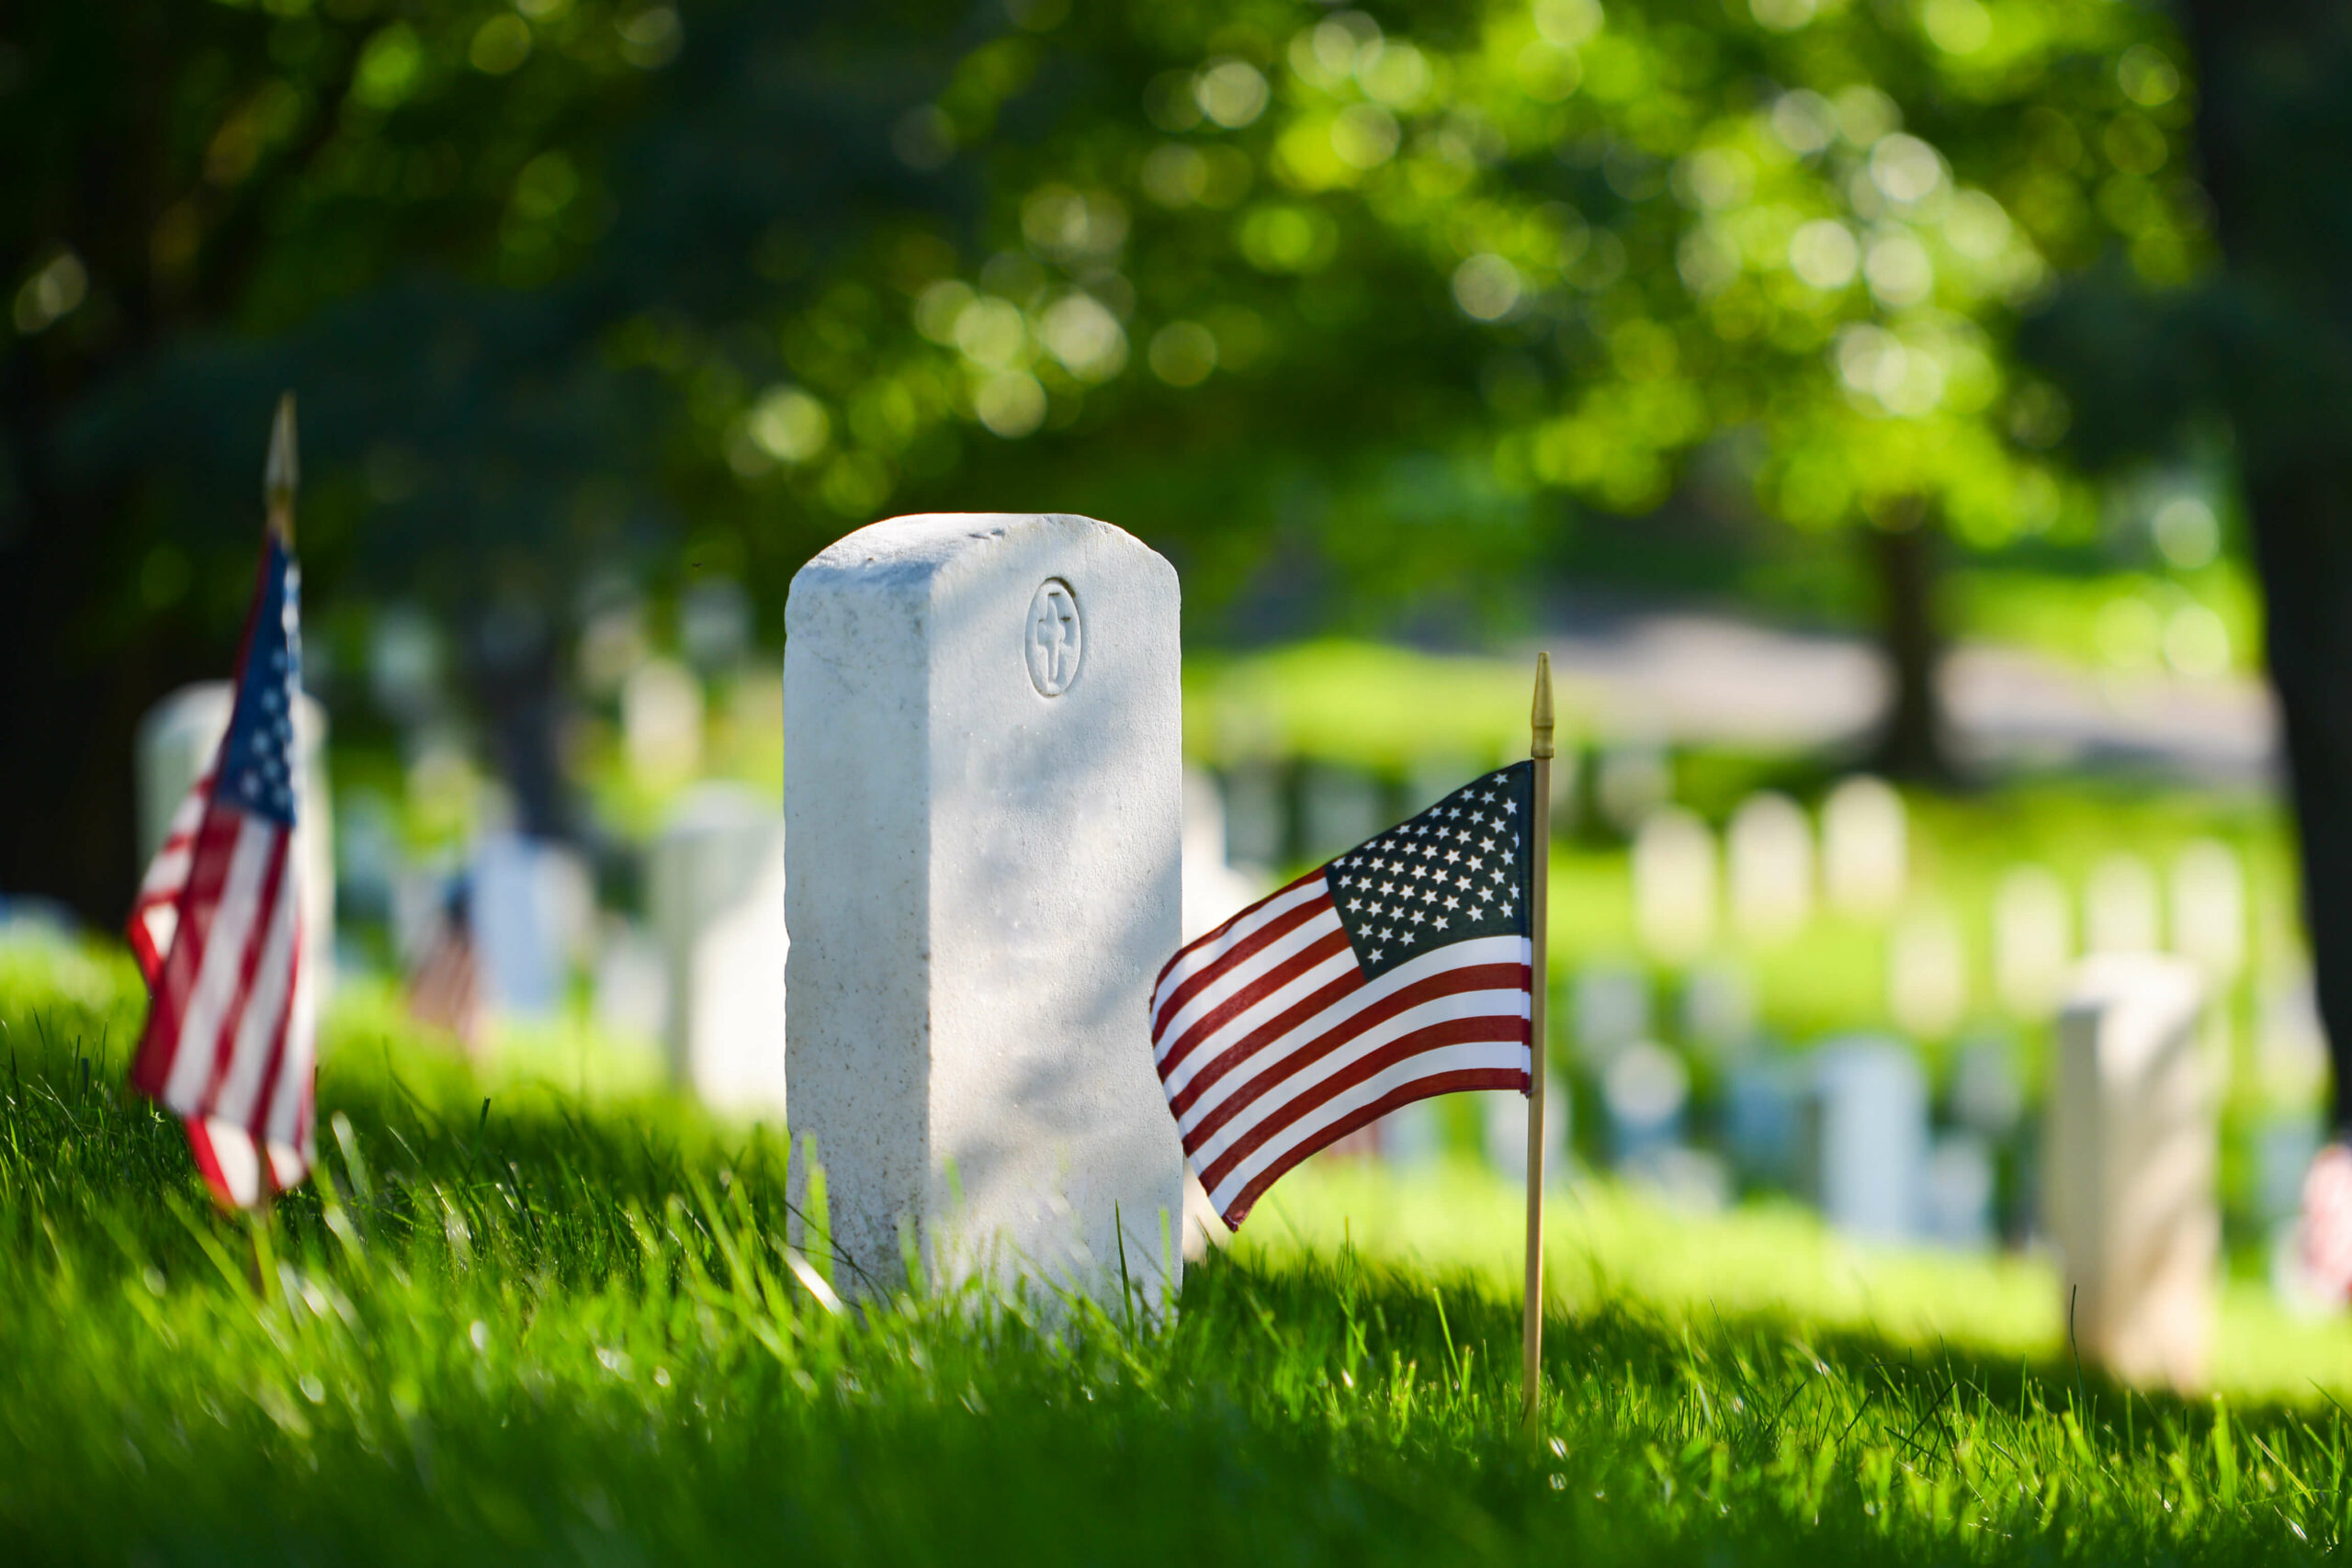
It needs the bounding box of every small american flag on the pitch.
[1152,762,1535,1228]
[127,534,318,1210]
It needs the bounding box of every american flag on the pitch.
[1152,762,1535,1229]
[127,535,318,1210]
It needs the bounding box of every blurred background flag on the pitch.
[126,398,317,1211]
[1154,761,1536,1228]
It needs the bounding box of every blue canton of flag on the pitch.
[214,542,302,827]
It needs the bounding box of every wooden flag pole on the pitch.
[1520,651,1554,1432]
[265,392,298,547]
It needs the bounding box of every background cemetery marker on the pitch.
[648,783,787,1114]
[784,513,1183,1305]
[2047,953,2214,1390]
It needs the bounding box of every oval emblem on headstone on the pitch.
[1025,578,1082,696]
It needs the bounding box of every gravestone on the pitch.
[1482,1071,1570,1184]
[1923,1133,1996,1250]
[138,682,335,992]
[1573,962,1651,1066]
[1822,776,1905,917]
[2046,953,2212,1389]
[1603,1041,1689,1166]
[622,657,705,786]
[2086,854,2160,954]
[648,783,788,1114]
[593,917,668,1043]
[471,831,594,1019]
[2169,839,2245,982]
[1726,792,1813,942]
[1633,807,1716,960]
[784,513,1183,1304]
[1594,736,1670,833]
[1297,762,1385,863]
[1725,1058,1804,1186]
[1681,961,1758,1060]
[1993,864,2073,1017]
[1181,767,1264,942]
[1951,1034,2025,1139]
[1804,1038,1927,1242]
[1888,907,1966,1038]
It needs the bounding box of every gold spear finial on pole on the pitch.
[1521,650,1555,1433]
[265,392,298,547]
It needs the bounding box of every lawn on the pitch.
[5,936,2350,1564]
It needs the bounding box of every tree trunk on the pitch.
[2181,0,2352,1129]
[1864,512,1955,784]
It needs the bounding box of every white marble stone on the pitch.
[2086,854,2161,954]
[784,512,1183,1305]
[1804,1038,1927,1243]
[137,682,334,992]
[648,783,787,1115]
[2170,839,2245,982]
[1993,863,2073,1016]
[1680,960,1758,1060]
[470,831,594,1018]
[1220,761,1286,869]
[1573,963,1651,1066]
[1594,735,1669,833]
[1632,807,1716,960]
[1181,767,1266,942]
[1822,776,1905,917]
[1923,1133,1996,1250]
[622,658,704,786]
[1603,1041,1689,1165]
[1887,906,1966,1038]
[1298,761,1384,863]
[2046,954,2213,1388]
[1726,792,1813,942]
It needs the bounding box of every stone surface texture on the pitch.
[139,682,334,990]
[2048,953,2213,1390]
[649,783,788,1115]
[784,513,1183,1303]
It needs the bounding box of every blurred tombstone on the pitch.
[368,606,444,724]
[648,784,788,1115]
[1680,961,1758,1060]
[334,791,401,931]
[575,592,649,698]
[1726,792,1813,942]
[2169,840,2246,982]
[1594,737,1671,834]
[1632,807,1716,960]
[1923,1134,1996,1250]
[1887,906,1966,1039]
[1182,767,1267,942]
[1724,1058,1804,1186]
[1603,1041,1689,1167]
[1822,776,1906,917]
[2046,954,2213,1389]
[2086,854,2161,954]
[1406,753,1479,817]
[1573,962,1651,1066]
[137,682,335,994]
[1298,762,1385,863]
[1802,1038,1928,1243]
[1376,1099,1443,1169]
[1222,760,1286,868]
[1482,1072,1570,1184]
[623,658,705,787]
[679,578,754,674]
[470,830,594,1019]
[2256,972,2329,1102]
[1951,1033,2026,1140]
[593,917,668,1043]
[1993,864,2073,1017]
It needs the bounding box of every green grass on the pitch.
[7,941,2352,1563]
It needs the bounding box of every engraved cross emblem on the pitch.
[1025,579,1082,696]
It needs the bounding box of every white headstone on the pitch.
[137,682,334,994]
[648,783,787,1115]
[1724,1058,1803,1184]
[592,917,668,1043]
[1603,1041,1689,1165]
[1482,1072,1570,1184]
[1632,807,1716,960]
[1573,962,1651,1066]
[1805,1038,1927,1242]
[1726,792,1813,942]
[2086,854,2160,954]
[1594,736,1669,833]
[1951,1034,2024,1137]
[1993,863,2073,1016]
[1298,762,1384,863]
[1220,761,1285,869]
[1887,907,1966,1039]
[471,831,593,1019]
[622,658,705,786]
[1923,1133,1996,1249]
[1182,767,1265,942]
[2046,953,2212,1388]
[1680,961,1758,1059]
[2169,839,2245,982]
[784,513,1183,1304]
[1822,776,1905,917]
